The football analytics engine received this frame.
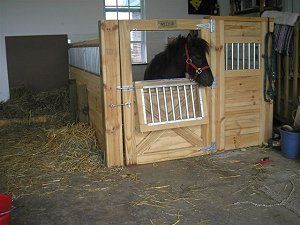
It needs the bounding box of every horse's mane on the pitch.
[164,35,209,63]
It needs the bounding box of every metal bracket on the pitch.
[109,102,131,108]
[196,19,215,33]
[199,142,217,151]
[116,85,134,91]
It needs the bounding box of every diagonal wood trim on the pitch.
[137,130,166,155]
[172,127,203,146]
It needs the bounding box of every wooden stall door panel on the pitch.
[223,20,268,150]
[118,18,214,165]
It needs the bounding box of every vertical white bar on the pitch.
[237,43,240,70]
[243,43,245,70]
[254,43,256,69]
[225,43,228,70]
[163,87,168,122]
[190,84,196,118]
[177,86,183,119]
[141,89,147,124]
[258,43,261,69]
[156,88,161,122]
[148,88,154,123]
[231,43,234,70]
[170,87,176,120]
[198,87,204,118]
[248,43,251,69]
[184,85,189,119]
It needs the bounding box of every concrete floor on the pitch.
[6,147,300,225]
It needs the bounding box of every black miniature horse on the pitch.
[144,34,214,87]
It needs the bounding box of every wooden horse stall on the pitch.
[274,18,300,124]
[69,17,274,167]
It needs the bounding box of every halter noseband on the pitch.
[185,43,210,81]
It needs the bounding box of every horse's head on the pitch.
[185,34,214,87]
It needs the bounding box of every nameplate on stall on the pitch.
[157,20,177,28]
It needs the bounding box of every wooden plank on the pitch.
[68,79,78,122]
[172,127,204,146]
[224,70,260,77]
[224,36,261,43]
[99,20,124,167]
[125,19,211,31]
[225,127,260,136]
[293,19,299,107]
[225,76,260,93]
[225,117,260,130]
[137,146,211,165]
[136,130,165,156]
[69,66,104,149]
[206,16,273,22]
[276,53,282,116]
[284,54,290,119]
[225,133,260,150]
[224,21,261,38]
[119,20,137,165]
[69,39,99,48]
[138,117,209,132]
[77,84,89,123]
[259,20,273,144]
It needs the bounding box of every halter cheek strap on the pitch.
[185,43,210,80]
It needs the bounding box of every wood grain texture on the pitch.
[69,66,104,150]
[99,20,124,167]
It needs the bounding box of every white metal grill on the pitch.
[225,43,261,70]
[139,81,205,126]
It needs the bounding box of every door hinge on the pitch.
[196,19,215,33]
[116,85,134,91]
[200,142,216,151]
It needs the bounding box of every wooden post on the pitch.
[293,19,299,106]
[210,19,225,150]
[260,20,274,144]
[69,79,78,122]
[284,54,289,120]
[276,53,282,116]
[99,20,124,167]
[118,21,137,165]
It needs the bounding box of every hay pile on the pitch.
[0,87,69,120]
[0,123,105,197]
[0,87,109,197]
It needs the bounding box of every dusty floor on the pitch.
[1,126,300,225]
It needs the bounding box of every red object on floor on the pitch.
[0,194,12,225]
[255,157,272,166]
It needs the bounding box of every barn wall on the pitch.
[0,0,232,101]
[0,0,103,101]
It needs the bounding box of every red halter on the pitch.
[185,43,210,81]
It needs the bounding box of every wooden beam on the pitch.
[69,39,99,48]
[99,20,124,167]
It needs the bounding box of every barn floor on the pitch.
[1,128,300,225]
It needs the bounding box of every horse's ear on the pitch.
[187,33,192,41]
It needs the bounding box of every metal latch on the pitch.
[116,85,134,91]
[200,142,216,151]
[109,102,131,108]
[196,19,215,33]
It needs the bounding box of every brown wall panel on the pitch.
[5,35,68,90]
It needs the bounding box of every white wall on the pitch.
[0,0,103,101]
[0,0,231,101]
